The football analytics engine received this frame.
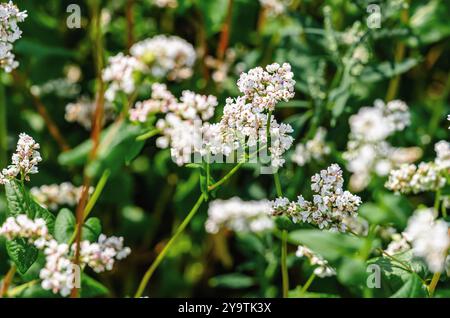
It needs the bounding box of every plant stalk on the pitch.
[134,193,206,297]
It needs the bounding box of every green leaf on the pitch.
[288,229,365,262]
[85,123,144,178]
[54,208,76,243]
[80,274,109,298]
[82,217,102,242]
[4,180,55,272]
[6,238,38,274]
[54,209,102,243]
[360,58,420,83]
[4,180,28,217]
[30,200,55,234]
[390,275,427,298]
[195,0,229,36]
[209,273,255,289]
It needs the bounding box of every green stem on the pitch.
[208,162,244,191]
[136,128,161,141]
[428,271,441,297]
[134,193,206,298]
[274,172,283,197]
[434,190,441,218]
[300,273,316,294]
[6,279,38,298]
[273,172,289,297]
[281,229,289,298]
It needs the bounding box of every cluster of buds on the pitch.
[271,164,362,232]
[0,215,130,297]
[0,1,27,72]
[0,133,42,184]
[296,245,336,278]
[385,140,449,194]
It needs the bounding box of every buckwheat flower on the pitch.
[349,107,390,142]
[0,214,130,297]
[129,83,177,122]
[0,1,27,72]
[237,62,295,112]
[65,97,115,130]
[153,0,178,8]
[292,127,330,166]
[271,164,362,232]
[0,215,49,243]
[205,197,274,234]
[40,240,75,297]
[296,245,336,278]
[130,35,196,81]
[375,99,410,132]
[435,140,450,171]
[75,235,131,273]
[344,100,414,191]
[404,209,449,273]
[102,53,146,102]
[31,78,80,98]
[31,183,94,210]
[1,133,42,183]
[216,96,294,168]
[259,0,290,16]
[385,233,411,256]
[385,162,446,194]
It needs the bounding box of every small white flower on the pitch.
[130,35,196,81]
[0,1,27,72]
[65,97,115,130]
[1,133,42,183]
[31,183,94,210]
[404,209,449,273]
[296,245,336,278]
[292,127,330,166]
[206,197,274,234]
[270,164,361,232]
[102,53,146,102]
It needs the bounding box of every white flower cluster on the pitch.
[102,53,146,102]
[30,183,94,210]
[210,63,295,168]
[153,0,178,8]
[205,197,274,234]
[403,209,449,273]
[129,83,218,166]
[103,35,196,102]
[296,245,336,278]
[385,232,410,256]
[292,127,330,166]
[130,63,294,168]
[130,35,196,81]
[76,234,130,273]
[259,0,289,16]
[0,133,42,184]
[0,215,49,242]
[270,164,362,232]
[65,97,115,130]
[237,62,295,112]
[435,140,450,170]
[343,99,419,191]
[385,140,449,194]
[0,215,130,297]
[0,1,27,72]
